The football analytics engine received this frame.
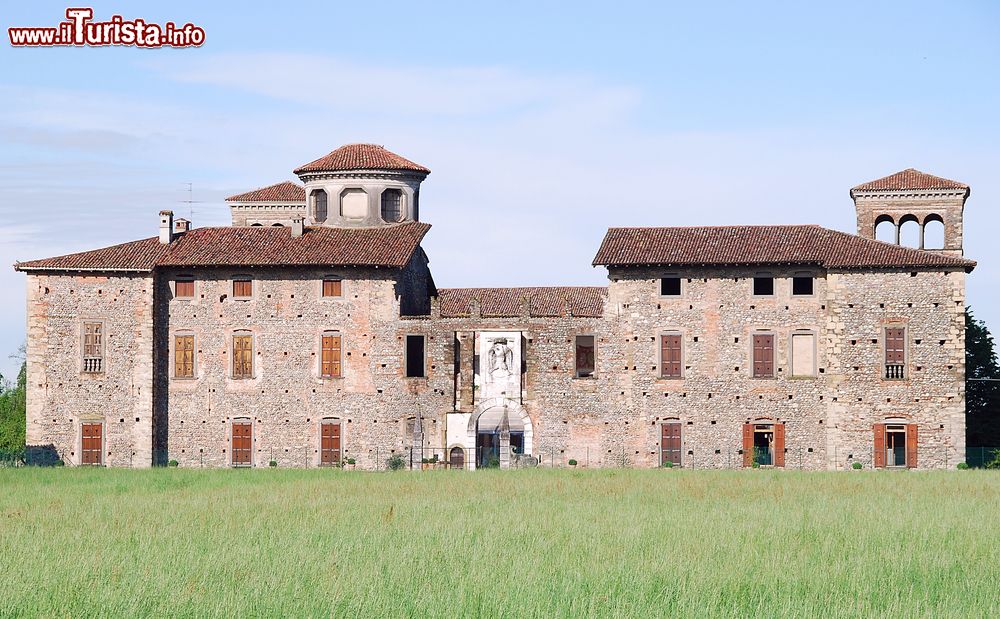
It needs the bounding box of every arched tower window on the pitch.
[381,189,403,222]
[923,214,945,250]
[874,215,895,243]
[312,189,328,223]
[898,214,920,247]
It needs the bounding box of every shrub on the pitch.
[268,460,277,468]
[54,459,65,467]
[421,458,430,464]
[387,454,406,471]
[752,462,760,469]
[347,458,356,465]
[957,462,970,470]
[985,450,1000,470]
[431,454,439,463]
[852,462,863,470]
[167,460,179,468]
[568,459,577,466]
[662,461,673,469]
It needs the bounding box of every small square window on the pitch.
[660,277,681,296]
[233,277,252,299]
[175,277,195,298]
[792,274,813,296]
[753,276,774,296]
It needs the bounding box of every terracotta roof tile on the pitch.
[15,223,430,272]
[438,287,606,318]
[294,144,430,175]
[592,225,976,271]
[852,169,968,193]
[226,181,305,202]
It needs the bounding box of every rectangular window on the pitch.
[174,335,195,378]
[321,334,342,378]
[753,275,774,296]
[884,327,906,379]
[320,421,341,466]
[752,333,774,378]
[82,322,103,373]
[660,276,681,296]
[233,277,252,299]
[81,422,103,465]
[175,277,195,298]
[405,335,426,378]
[322,278,342,298]
[660,422,681,466]
[790,332,815,377]
[659,334,682,378]
[575,335,596,378]
[232,334,253,378]
[874,423,918,469]
[231,421,252,466]
[791,273,813,296]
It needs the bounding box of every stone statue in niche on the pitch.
[487,338,514,384]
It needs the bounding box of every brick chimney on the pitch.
[174,218,191,234]
[159,210,174,244]
[291,216,304,238]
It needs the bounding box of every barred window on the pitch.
[381,189,403,222]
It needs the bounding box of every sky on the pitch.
[0,1,998,380]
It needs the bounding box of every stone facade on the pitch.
[15,150,975,470]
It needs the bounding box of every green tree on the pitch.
[966,309,1000,446]
[0,344,27,453]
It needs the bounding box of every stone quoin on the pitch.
[15,144,975,470]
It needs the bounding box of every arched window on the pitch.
[381,189,403,222]
[874,215,895,243]
[250,223,263,227]
[449,446,465,469]
[898,214,920,247]
[923,214,945,249]
[312,189,328,223]
[271,223,284,227]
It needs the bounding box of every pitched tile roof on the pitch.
[226,181,305,202]
[294,144,430,175]
[592,225,976,271]
[852,168,968,193]
[438,287,607,318]
[15,222,430,272]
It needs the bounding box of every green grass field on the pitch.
[1,469,998,617]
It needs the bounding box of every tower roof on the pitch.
[851,168,968,194]
[226,181,305,202]
[293,144,430,175]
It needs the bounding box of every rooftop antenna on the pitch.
[179,182,205,220]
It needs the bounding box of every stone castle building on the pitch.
[15,144,976,469]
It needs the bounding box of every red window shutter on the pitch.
[774,423,785,467]
[905,424,918,469]
[742,423,753,467]
[323,279,342,297]
[885,328,905,364]
[873,423,886,468]
[661,335,682,377]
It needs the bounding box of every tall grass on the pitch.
[1,468,998,617]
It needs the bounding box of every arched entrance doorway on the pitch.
[449,446,465,469]
[466,398,532,470]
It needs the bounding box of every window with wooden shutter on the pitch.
[233,277,252,298]
[175,277,195,298]
[320,420,341,465]
[231,421,252,466]
[321,334,342,378]
[905,424,918,469]
[884,327,906,379]
[174,335,195,378]
[81,422,103,465]
[660,334,682,378]
[873,423,886,468]
[742,423,753,467]
[82,322,103,373]
[232,334,253,378]
[752,334,774,378]
[322,278,342,298]
[773,423,785,467]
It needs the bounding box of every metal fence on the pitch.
[6,445,1000,470]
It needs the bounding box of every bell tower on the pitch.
[850,168,969,255]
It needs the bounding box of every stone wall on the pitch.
[24,273,154,466]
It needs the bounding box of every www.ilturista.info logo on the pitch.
[9,8,205,48]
